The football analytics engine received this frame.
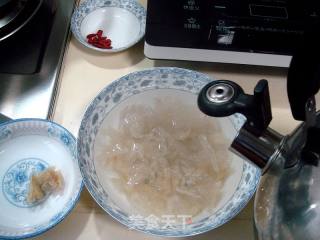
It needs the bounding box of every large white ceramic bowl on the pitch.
[0,119,83,239]
[71,0,146,52]
[77,67,261,237]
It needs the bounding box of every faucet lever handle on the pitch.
[247,79,273,135]
[198,79,272,136]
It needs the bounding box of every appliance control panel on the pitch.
[146,0,320,55]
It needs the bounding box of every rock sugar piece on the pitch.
[27,167,64,204]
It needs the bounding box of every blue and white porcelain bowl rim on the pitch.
[77,67,261,237]
[71,0,146,53]
[0,118,84,240]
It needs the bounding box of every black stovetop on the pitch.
[0,0,54,74]
[0,0,75,119]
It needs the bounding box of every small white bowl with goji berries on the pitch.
[71,0,146,52]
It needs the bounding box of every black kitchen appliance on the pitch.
[144,0,320,67]
[0,0,75,119]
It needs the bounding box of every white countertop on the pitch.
[31,1,304,238]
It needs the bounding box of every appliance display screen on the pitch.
[249,4,288,19]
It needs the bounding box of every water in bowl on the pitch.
[94,89,242,223]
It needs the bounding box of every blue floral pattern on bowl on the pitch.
[0,127,11,143]
[3,158,48,208]
[71,0,146,52]
[0,119,83,239]
[48,124,77,159]
[77,67,261,237]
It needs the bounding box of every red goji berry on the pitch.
[86,30,112,49]
[97,30,103,37]
[92,42,104,48]
[86,33,96,39]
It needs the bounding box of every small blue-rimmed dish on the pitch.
[77,67,261,237]
[0,118,83,239]
[71,0,146,53]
